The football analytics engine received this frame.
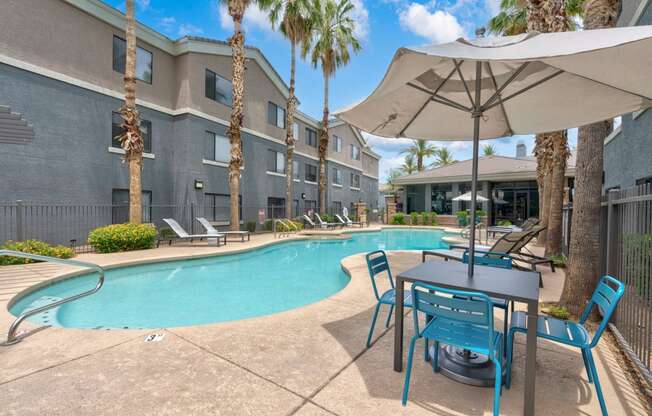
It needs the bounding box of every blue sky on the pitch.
[106,0,578,181]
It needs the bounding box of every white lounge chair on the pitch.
[159,218,226,246]
[336,214,363,228]
[303,214,318,229]
[314,213,339,229]
[344,213,364,227]
[196,217,250,242]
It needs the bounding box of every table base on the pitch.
[429,345,505,387]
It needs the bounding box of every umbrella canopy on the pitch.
[335,26,652,276]
[335,26,652,140]
[453,191,488,202]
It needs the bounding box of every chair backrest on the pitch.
[463,250,512,269]
[365,250,394,301]
[163,218,189,238]
[490,230,532,255]
[335,214,348,224]
[410,282,495,353]
[520,217,540,231]
[303,215,315,226]
[314,213,326,225]
[580,275,625,348]
[196,217,217,234]
[512,226,544,253]
[344,213,354,223]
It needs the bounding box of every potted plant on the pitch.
[456,210,468,226]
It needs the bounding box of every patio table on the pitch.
[394,260,540,415]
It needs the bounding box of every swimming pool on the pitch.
[9,229,447,329]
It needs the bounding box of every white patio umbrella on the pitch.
[453,191,488,202]
[335,26,652,276]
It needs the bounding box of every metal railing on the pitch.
[1,250,105,346]
[601,184,652,386]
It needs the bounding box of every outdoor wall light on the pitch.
[301,193,306,200]
[194,179,204,190]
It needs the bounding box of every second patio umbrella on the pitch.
[335,26,652,276]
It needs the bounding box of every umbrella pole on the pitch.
[468,62,483,277]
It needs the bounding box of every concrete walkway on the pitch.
[0,232,648,415]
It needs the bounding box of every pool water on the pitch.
[10,229,447,329]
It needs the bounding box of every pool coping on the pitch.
[4,225,449,314]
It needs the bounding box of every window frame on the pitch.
[205,69,233,107]
[112,35,153,84]
[205,130,230,164]
[292,160,300,180]
[267,149,286,174]
[306,127,317,148]
[205,193,242,222]
[333,167,343,186]
[333,135,342,152]
[305,164,318,183]
[350,173,361,189]
[350,144,361,161]
[268,102,286,129]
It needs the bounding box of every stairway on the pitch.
[0,105,35,144]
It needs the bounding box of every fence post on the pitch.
[190,203,195,235]
[16,200,24,241]
[605,189,617,275]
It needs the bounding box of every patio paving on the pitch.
[0,231,648,415]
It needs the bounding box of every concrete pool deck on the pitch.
[0,229,649,415]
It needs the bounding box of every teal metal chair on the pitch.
[402,282,504,415]
[365,250,413,347]
[505,275,625,416]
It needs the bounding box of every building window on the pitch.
[267,149,285,174]
[351,144,360,160]
[205,131,230,163]
[111,189,152,224]
[293,160,300,179]
[267,197,285,219]
[333,135,342,152]
[306,128,318,147]
[205,69,233,106]
[293,122,300,140]
[112,36,152,84]
[333,201,342,214]
[351,173,360,189]
[431,184,453,215]
[293,199,300,217]
[305,164,317,182]
[268,102,286,129]
[333,168,343,185]
[635,176,652,186]
[205,193,241,222]
[112,112,152,153]
[305,200,317,214]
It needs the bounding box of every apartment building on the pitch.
[0,0,380,225]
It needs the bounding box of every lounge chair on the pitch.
[344,213,365,227]
[422,229,531,264]
[158,218,226,247]
[303,214,319,229]
[196,217,250,242]
[335,214,362,228]
[314,213,339,229]
[488,217,539,238]
[342,214,364,228]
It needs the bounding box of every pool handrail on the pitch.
[0,249,105,346]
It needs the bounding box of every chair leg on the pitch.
[581,348,593,384]
[402,335,418,406]
[505,328,516,389]
[503,306,509,357]
[586,349,608,416]
[366,302,382,348]
[385,304,394,328]
[431,340,440,372]
[493,357,503,416]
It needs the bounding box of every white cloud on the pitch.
[399,3,465,43]
[136,0,150,10]
[159,16,176,32]
[350,0,370,40]
[484,0,501,16]
[178,23,204,37]
[219,3,273,33]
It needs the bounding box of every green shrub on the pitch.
[544,305,570,320]
[430,211,438,225]
[88,223,157,253]
[497,219,512,226]
[159,227,176,239]
[246,221,257,233]
[410,212,418,225]
[421,212,429,225]
[0,240,75,265]
[264,219,273,231]
[550,254,567,268]
[391,213,406,225]
[276,220,304,232]
[321,213,334,223]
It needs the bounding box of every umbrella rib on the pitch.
[484,69,565,111]
[485,62,514,136]
[481,62,530,109]
[453,59,475,108]
[400,66,459,136]
[431,96,472,113]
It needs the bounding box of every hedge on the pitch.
[88,223,157,253]
[1,240,74,265]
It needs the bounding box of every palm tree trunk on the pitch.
[123,0,142,224]
[318,69,330,214]
[561,0,619,315]
[228,10,245,231]
[534,133,552,245]
[545,130,569,256]
[285,41,297,218]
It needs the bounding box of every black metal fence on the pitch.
[601,184,652,386]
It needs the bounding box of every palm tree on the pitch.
[267,0,311,218]
[488,0,583,35]
[401,139,436,171]
[561,0,620,316]
[401,155,417,175]
[482,144,497,156]
[117,0,143,224]
[304,0,361,213]
[220,0,272,230]
[431,147,457,168]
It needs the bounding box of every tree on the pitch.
[561,0,620,316]
[304,0,361,213]
[386,168,403,193]
[401,155,417,175]
[117,0,143,224]
[546,131,570,255]
[482,144,497,156]
[431,147,457,168]
[401,139,436,171]
[268,0,312,218]
[488,0,583,35]
[221,0,272,230]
